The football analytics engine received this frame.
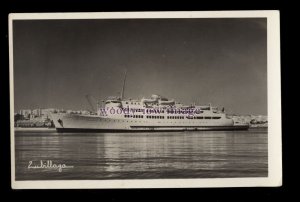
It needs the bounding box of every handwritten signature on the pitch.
[28,160,74,172]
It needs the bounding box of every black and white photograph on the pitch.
[9,11,281,188]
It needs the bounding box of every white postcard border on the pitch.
[9,11,281,189]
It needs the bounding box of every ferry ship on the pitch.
[51,71,249,132]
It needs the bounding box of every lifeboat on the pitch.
[141,98,157,104]
[105,100,122,107]
[150,94,160,100]
[158,99,175,105]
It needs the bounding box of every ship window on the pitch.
[205,117,211,119]
[141,115,143,118]
[212,117,221,119]
[197,117,203,119]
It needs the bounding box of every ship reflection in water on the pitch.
[15,128,267,180]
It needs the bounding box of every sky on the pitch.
[13,18,267,115]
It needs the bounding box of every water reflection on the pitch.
[15,129,268,180]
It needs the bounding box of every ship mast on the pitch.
[120,69,127,100]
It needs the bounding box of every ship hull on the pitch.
[51,113,249,133]
[56,125,249,133]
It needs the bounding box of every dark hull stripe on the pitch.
[56,125,249,133]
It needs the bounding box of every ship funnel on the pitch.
[120,69,127,99]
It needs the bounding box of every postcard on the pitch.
[9,11,281,189]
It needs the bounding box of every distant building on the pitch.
[19,109,32,119]
[32,109,42,117]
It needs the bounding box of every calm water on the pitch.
[15,128,268,180]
